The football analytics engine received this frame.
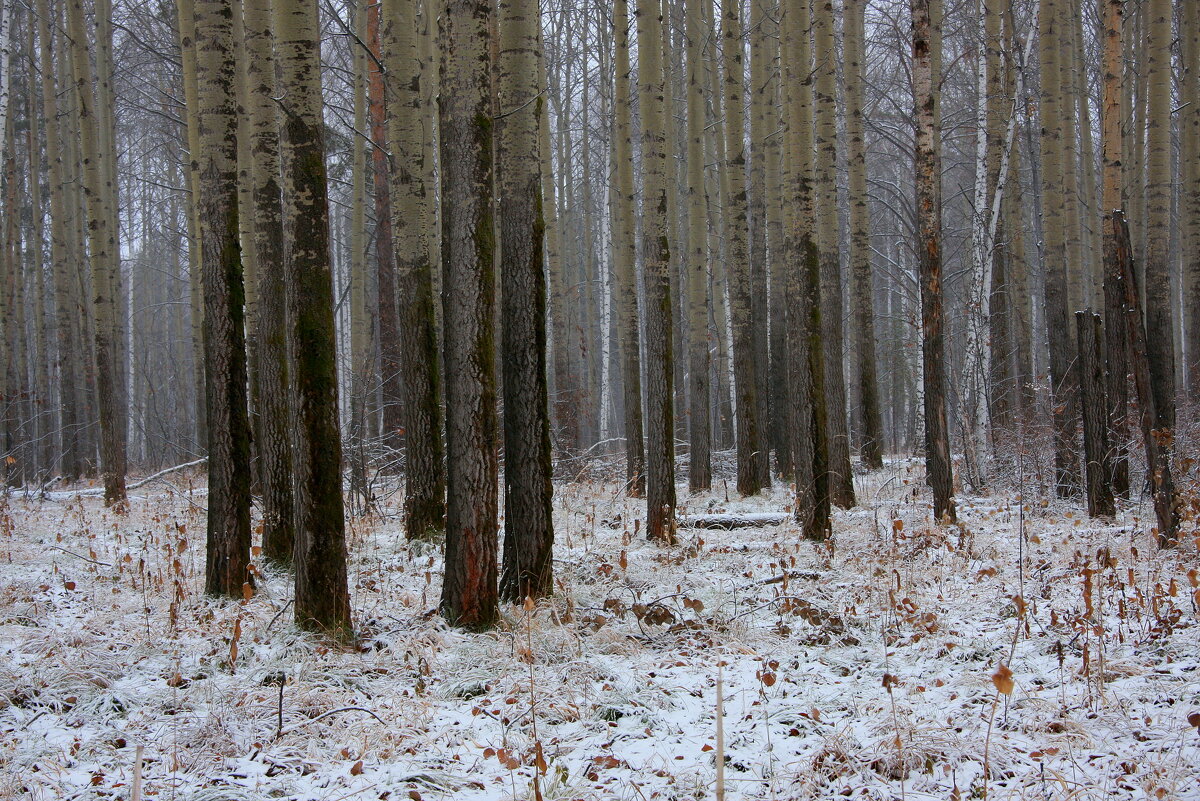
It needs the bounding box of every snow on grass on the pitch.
[1,461,1199,800]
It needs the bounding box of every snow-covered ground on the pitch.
[2,461,1198,800]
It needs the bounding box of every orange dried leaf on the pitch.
[992,663,1014,695]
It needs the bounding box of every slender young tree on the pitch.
[194,0,252,597]
[245,0,296,561]
[275,0,352,635]
[723,0,769,495]
[383,0,447,540]
[913,0,955,522]
[684,0,710,492]
[637,0,677,543]
[611,0,646,497]
[498,0,554,602]
[66,0,126,506]
[440,0,500,627]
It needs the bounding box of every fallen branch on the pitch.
[278,706,386,738]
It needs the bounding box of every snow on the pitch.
[2,461,1199,800]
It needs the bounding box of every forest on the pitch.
[1,0,1199,798]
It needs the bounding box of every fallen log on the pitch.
[678,512,789,530]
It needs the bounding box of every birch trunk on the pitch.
[638,0,677,544]
[684,0,710,492]
[723,0,770,494]
[193,0,253,598]
[845,0,883,471]
[914,0,956,522]
[383,0,447,540]
[611,0,645,496]
[438,0,500,628]
[498,0,554,602]
[783,0,831,540]
[245,0,296,561]
[275,0,352,635]
[67,0,126,505]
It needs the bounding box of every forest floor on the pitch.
[2,458,1199,800]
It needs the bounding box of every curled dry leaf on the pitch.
[992,663,1014,695]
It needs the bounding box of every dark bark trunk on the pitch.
[440,0,500,628]
[1114,212,1178,547]
[1076,311,1115,518]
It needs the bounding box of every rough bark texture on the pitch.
[368,2,403,455]
[1142,0,1174,433]
[1114,212,1178,547]
[194,0,253,598]
[498,0,554,603]
[637,0,677,544]
[684,0,710,492]
[1099,0,1129,498]
[177,0,207,455]
[611,0,646,497]
[384,0,447,540]
[275,0,352,636]
[36,0,81,481]
[783,0,831,541]
[723,0,769,495]
[814,0,854,509]
[245,0,296,562]
[439,0,500,628]
[1039,0,1082,497]
[845,0,882,471]
[1076,311,1114,518]
[67,0,126,506]
[913,0,955,523]
[1184,0,1200,390]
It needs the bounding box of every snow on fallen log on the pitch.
[677,512,790,530]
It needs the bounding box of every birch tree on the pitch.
[498,0,554,602]
[194,0,252,597]
[275,0,352,635]
[638,0,677,544]
[439,0,500,627]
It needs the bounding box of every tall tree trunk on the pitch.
[368,1,402,456]
[684,0,710,492]
[637,0,677,544]
[1039,0,1082,497]
[194,0,253,598]
[782,0,831,540]
[498,0,554,603]
[1100,0,1129,498]
[611,0,645,496]
[814,0,854,508]
[176,0,206,454]
[348,0,370,505]
[36,0,81,481]
[275,0,352,636]
[1184,0,1200,390]
[245,0,296,562]
[913,0,955,522]
[1143,0,1174,434]
[723,0,770,494]
[1076,311,1114,517]
[384,0,447,540]
[1114,212,1177,546]
[845,0,883,471]
[67,0,126,506]
[439,0,500,628]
